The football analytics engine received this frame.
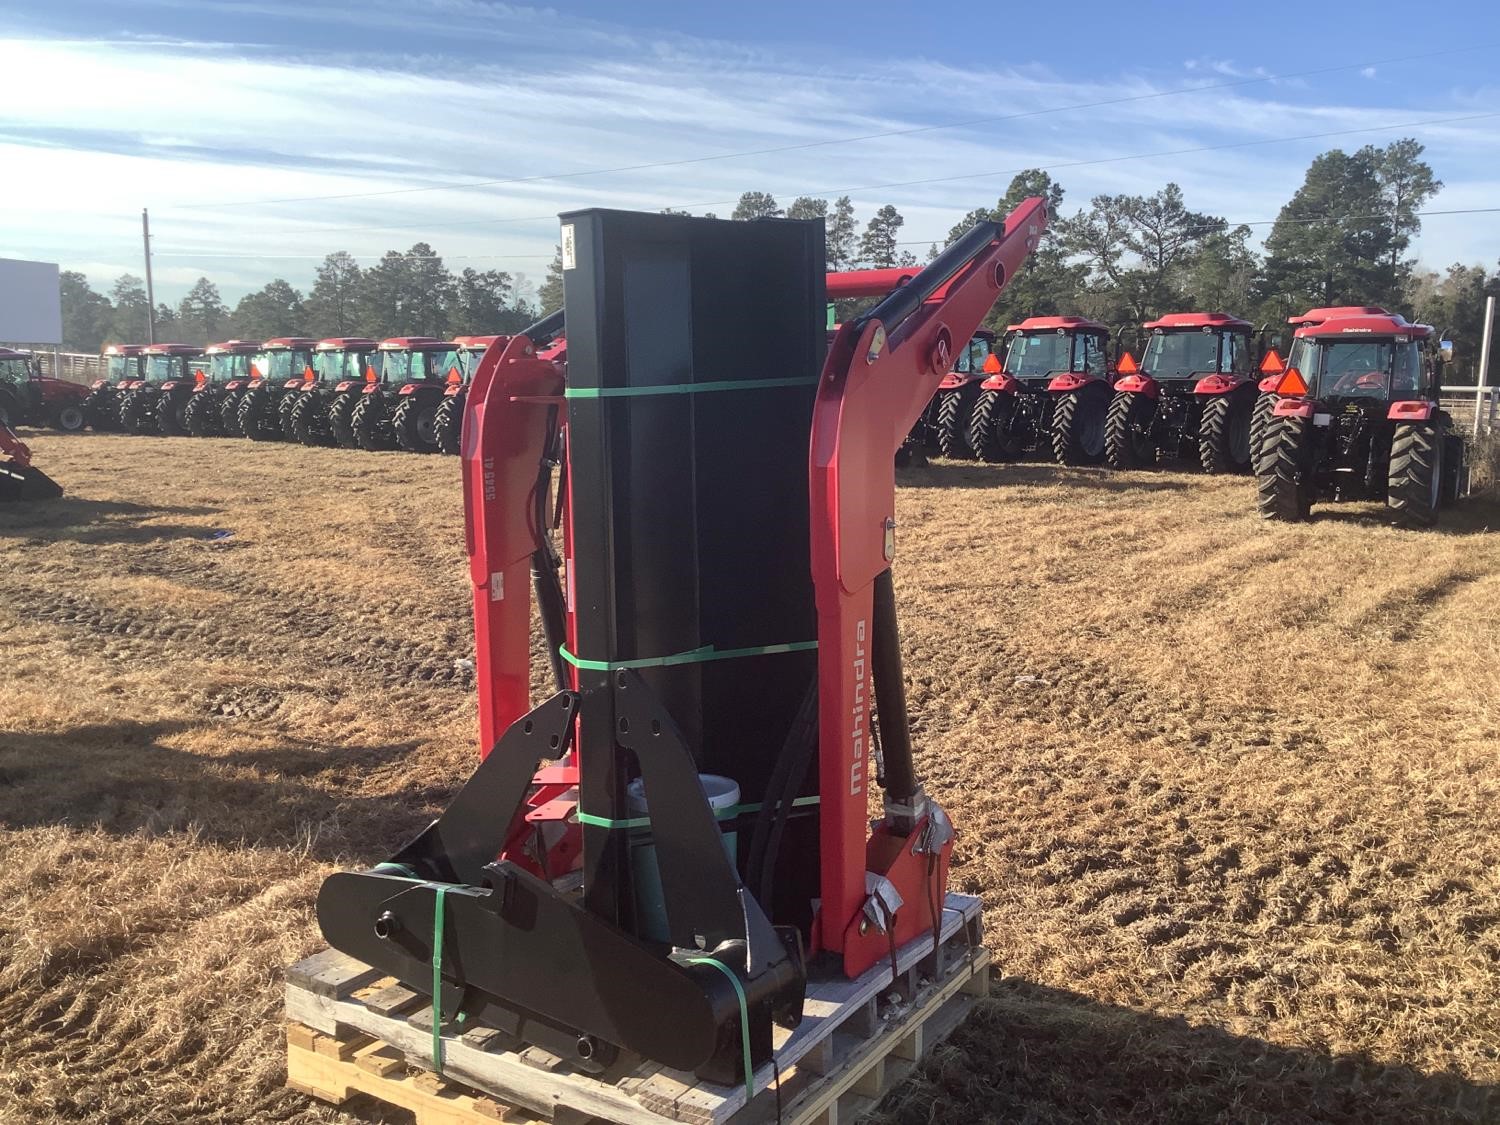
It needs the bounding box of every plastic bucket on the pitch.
[626,773,740,945]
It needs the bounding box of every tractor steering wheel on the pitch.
[1328,371,1386,395]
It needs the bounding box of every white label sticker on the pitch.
[490,570,504,601]
[561,224,577,271]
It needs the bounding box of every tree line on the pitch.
[57,138,1499,382]
[59,244,540,354]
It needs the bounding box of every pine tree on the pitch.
[538,246,564,315]
[306,252,364,337]
[859,205,905,268]
[731,192,782,220]
[107,274,150,343]
[826,197,858,270]
[231,280,307,340]
[59,271,112,352]
[176,277,230,345]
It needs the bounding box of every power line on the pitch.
[157,107,1500,244]
[162,43,1496,212]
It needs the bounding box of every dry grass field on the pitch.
[2,429,1498,1123]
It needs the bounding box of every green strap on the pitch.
[565,376,818,400]
[577,795,820,831]
[687,957,755,1104]
[432,886,447,1076]
[559,640,816,672]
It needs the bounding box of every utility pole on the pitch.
[142,208,157,345]
[1475,295,1495,438]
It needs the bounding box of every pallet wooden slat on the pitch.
[285,892,987,1125]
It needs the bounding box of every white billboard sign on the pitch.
[0,257,63,345]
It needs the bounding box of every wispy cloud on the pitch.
[3,7,1497,303]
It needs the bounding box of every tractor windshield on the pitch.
[433,349,464,383]
[952,336,993,374]
[1006,333,1071,377]
[257,350,312,379]
[0,358,28,384]
[380,351,442,383]
[1142,330,1222,378]
[460,347,487,378]
[315,350,370,382]
[208,354,252,381]
[106,355,139,380]
[146,355,186,381]
[1293,337,1423,399]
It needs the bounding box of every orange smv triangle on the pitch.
[1277,367,1308,396]
[365,366,378,383]
[982,352,1002,374]
[1259,348,1285,375]
[1116,351,1139,374]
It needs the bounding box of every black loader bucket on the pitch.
[0,459,63,501]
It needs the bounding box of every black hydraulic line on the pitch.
[745,681,818,909]
[531,408,568,692]
[855,220,1002,337]
[870,568,917,803]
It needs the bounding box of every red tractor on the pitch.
[182,340,261,436]
[1256,310,1463,526]
[237,337,317,440]
[963,316,1114,463]
[82,344,147,431]
[287,337,379,446]
[1105,312,1258,473]
[913,329,996,458]
[119,344,206,435]
[433,334,505,455]
[0,348,89,432]
[346,337,458,452]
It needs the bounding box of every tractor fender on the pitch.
[283,378,304,389]
[443,384,464,397]
[225,380,245,391]
[1192,374,1244,395]
[1046,372,1099,394]
[979,372,1022,393]
[1113,374,1159,398]
[362,383,381,394]
[334,381,355,393]
[1388,400,1435,422]
[1257,374,1282,394]
[1272,399,1315,419]
[937,371,983,391]
[161,382,178,391]
[247,379,263,389]
[91,379,109,390]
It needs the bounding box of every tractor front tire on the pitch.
[1198,389,1255,474]
[1052,383,1108,466]
[156,392,188,437]
[351,394,395,451]
[935,384,980,459]
[433,393,465,455]
[239,388,277,441]
[966,390,1018,463]
[1249,392,1278,474]
[290,392,331,446]
[277,391,300,439]
[220,391,246,436]
[1256,414,1314,521]
[1387,419,1445,527]
[83,389,119,431]
[392,395,439,454]
[1105,391,1155,470]
[329,393,360,448]
[51,402,86,432]
[120,391,155,435]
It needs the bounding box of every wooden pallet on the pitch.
[286,892,987,1125]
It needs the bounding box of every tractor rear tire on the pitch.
[51,403,86,432]
[156,393,188,437]
[433,393,464,455]
[1387,419,1444,527]
[277,391,300,439]
[1105,391,1155,470]
[290,392,331,446]
[966,390,1018,463]
[1256,414,1314,521]
[184,393,219,437]
[392,395,439,454]
[239,388,277,441]
[220,391,246,436]
[351,393,395,451]
[1249,392,1277,474]
[330,392,360,448]
[83,388,119,432]
[1052,383,1108,466]
[1198,389,1254,474]
[1441,433,1468,505]
[935,384,979,459]
[120,391,156,435]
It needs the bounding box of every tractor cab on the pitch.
[0,348,90,433]
[83,344,148,430]
[1256,311,1462,526]
[0,349,37,429]
[239,336,316,441]
[0,348,36,385]
[1106,312,1257,473]
[314,337,380,390]
[371,337,451,388]
[432,336,507,455]
[347,338,461,452]
[250,337,317,390]
[181,341,261,437]
[204,340,262,386]
[119,344,205,435]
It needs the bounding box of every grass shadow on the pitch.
[0,496,223,544]
[878,977,1494,1124]
[900,459,1199,494]
[0,721,454,861]
[1309,493,1500,536]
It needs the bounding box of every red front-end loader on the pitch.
[82,344,147,431]
[0,349,89,432]
[1,422,62,501]
[312,202,1046,1093]
[1105,312,1258,472]
[964,316,1114,464]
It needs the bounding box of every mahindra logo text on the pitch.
[850,619,866,796]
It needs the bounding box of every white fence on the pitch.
[1439,386,1498,436]
[34,351,106,386]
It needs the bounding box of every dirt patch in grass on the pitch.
[2,430,1498,1122]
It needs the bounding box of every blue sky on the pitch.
[2,0,1497,307]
